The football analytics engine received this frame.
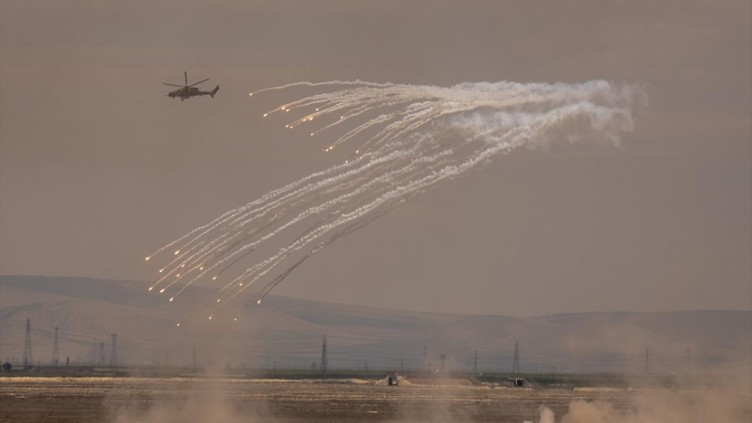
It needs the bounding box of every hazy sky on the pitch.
[1,0,750,316]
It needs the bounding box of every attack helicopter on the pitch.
[163,72,219,101]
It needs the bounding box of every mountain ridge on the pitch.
[1,275,750,373]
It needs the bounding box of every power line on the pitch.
[320,335,328,379]
[52,326,59,366]
[91,337,96,366]
[110,334,118,367]
[23,318,32,368]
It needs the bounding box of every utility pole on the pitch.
[193,345,197,369]
[23,318,32,368]
[52,326,59,366]
[92,337,96,366]
[473,350,478,373]
[320,335,328,379]
[99,341,105,366]
[439,354,446,373]
[512,341,520,373]
[110,334,118,367]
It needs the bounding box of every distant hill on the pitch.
[1,275,750,373]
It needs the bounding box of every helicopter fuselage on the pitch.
[164,72,219,101]
[169,87,201,100]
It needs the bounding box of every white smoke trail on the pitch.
[146,80,642,322]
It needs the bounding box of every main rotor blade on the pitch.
[188,78,209,87]
[163,83,185,87]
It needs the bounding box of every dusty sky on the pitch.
[1,0,750,316]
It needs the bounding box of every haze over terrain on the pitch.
[1,1,750,316]
[1,276,750,373]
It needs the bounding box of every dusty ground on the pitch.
[0,376,699,423]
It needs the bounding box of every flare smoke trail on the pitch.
[145,80,642,323]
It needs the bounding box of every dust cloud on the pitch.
[108,380,261,423]
[527,365,751,423]
[111,397,244,423]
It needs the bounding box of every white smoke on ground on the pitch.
[526,377,751,423]
[527,393,750,423]
[525,322,752,423]
[145,80,643,322]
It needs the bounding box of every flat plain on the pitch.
[0,376,703,423]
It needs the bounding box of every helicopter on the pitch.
[163,72,219,101]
